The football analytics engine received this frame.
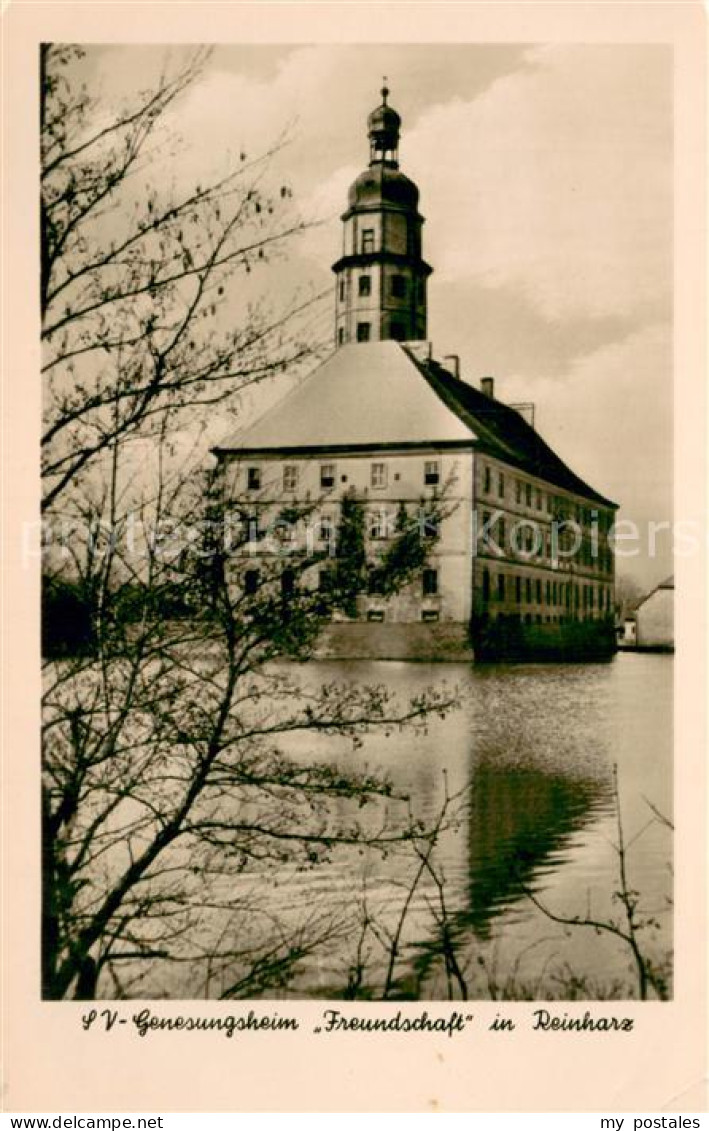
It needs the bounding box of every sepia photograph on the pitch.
[38,41,676,1005]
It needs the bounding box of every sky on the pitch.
[77,43,673,590]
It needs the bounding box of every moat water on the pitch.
[191,651,672,1001]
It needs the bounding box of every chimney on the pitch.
[443,354,460,379]
[481,376,495,398]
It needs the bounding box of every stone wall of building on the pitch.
[471,452,615,627]
[221,446,475,624]
[312,621,473,662]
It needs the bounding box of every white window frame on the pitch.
[320,463,336,489]
[424,460,440,486]
[371,461,387,490]
[283,464,298,492]
[369,509,388,540]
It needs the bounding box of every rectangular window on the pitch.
[244,569,260,596]
[498,472,505,499]
[320,463,335,489]
[422,609,439,622]
[424,460,440,485]
[515,576,522,603]
[391,274,407,298]
[525,483,532,507]
[422,568,438,596]
[423,513,439,540]
[516,480,522,505]
[245,513,260,541]
[368,568,385,595]
[367,609,385,622]
[497,573,506,601]
[484,466,491,493]
[339,279,345,302]
[357,322,371,342]
[361,228,374,254]
[537,489,543,510]
[319,515,333,543]
[338,327,345,345]
[283,465,298,492]
[369,509,388,539]
[371,462,387,489]
[526,577,533,603]
[482,568,490,603]
[536,579,542,603]
[358,275,371,297]
[247,466,261,491]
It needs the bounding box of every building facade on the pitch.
[213,89,617,660]
[633,576,674,651]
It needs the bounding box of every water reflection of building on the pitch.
[464,765,610,939]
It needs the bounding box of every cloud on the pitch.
[404,45,671,325]
[500,319,673,523]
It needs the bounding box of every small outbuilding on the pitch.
[634,575,674,651]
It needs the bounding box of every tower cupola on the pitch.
[332,86,432,348]
[367,84,401,165]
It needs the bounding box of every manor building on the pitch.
[213,88,617,659]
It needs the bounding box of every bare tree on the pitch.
[40,46,459,1000]
[41,44,324,512]
[42,450,456,998]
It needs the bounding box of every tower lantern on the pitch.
[368,82,401,165]
[332,86,432,347]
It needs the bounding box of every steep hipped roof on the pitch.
[412,353,617,507]
[214,342,472,451]
[214,342,616,507]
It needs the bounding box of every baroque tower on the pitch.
[332,85,432,346]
